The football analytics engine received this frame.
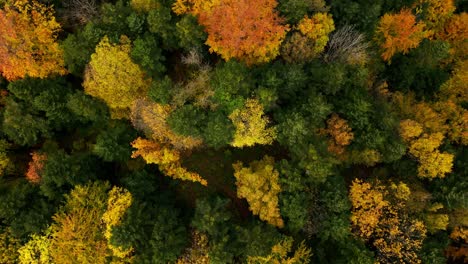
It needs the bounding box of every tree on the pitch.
[0,0,66,80]
[0,228,20,264]
[198,0,289,64]
[131,137,208,185]
[296,13,335,54]
[83,35,151,118]
[0,139,12,177]
[349,179,427,264]
[18,228,53,264]
[49,182,109,264]
[130,98,202,150]
[102,186,133,259]
[93,120,137,162]
[247,237,312,264]
[229,99,277,148]
[323,25,369,65]
[323,113,354,156]
[233,156,283,228]
[415,0,455,33]
[375,9,429,61]
[25,152,47,184]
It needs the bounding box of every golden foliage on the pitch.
[447,226,468,262]
[399,119,424,142]
[50,182,109,264]
[408,133,454,179]
[18,228,53,264]
[233,155,283,227]
[131,98,203,150]
[131,137,207,185]
[350,179,427,264]
[25,152,46,184]
[172,0,220,16]
[296,13,335,54]
[102,187,134,259]
[229,99,276,148]
[415,0,456,33]
[176,230,210,264]
[0,0,66,80]
[424,203,449,233]
[0,228,20,264]
[83,36,151,119]
[375,9,429,61]
[198,0,289,64]
[247,237,312,264]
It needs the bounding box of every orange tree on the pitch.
[0,0,66,80]
[198,0,289,65]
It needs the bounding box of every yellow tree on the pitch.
[233,155,283,227]
[247,237,312,264]
[438,13,468,59]
[172,0,220,16]
[349,179,427,264]
[296,13,335,54]
[49,182,109,264]
[131,137,208,186]
[408,132,454,179]
[83,36,151,119]
[176,230,210,264]
[0,0,66,80]
[102,186,134,259]
[18,228,53,264]
[229,99,276,148]
[375,8,429,61]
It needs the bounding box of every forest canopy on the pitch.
[0,0,467,263]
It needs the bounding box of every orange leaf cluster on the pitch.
[447,226,468,263]
[375,9,429,62]
[324,113,354,156]
[0,0,66,80]
[198,0,289,65]
[131,137,207,186]
[25,152,47,184]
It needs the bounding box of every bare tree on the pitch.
[323,25,370,65]
[61,0,98,27]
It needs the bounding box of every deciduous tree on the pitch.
[247,237,312,264]
[83,36,151,118]
[233,156,284,227]
[198,0,289,64]
[0,0,66,80]
[375,9,429,61]
[229,99,276,148]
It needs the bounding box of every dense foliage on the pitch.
[0,0,466,263]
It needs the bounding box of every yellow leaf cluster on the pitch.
[233,155,283,227]
[296,13,335,53]
[18,228,53,264]
[404,131,454,179]
[50,182,109,264]
[0,228,20,264]
[229,99,276,148]
[415,0,456,33]
[399,119,424,142]
[247,237,312,264]
[102,187,134,259]
[349,179,389,238]
[172,0,220,16]
[0,0,66,80]
[131,98,203,150]
[350,179,427,264]
[438,13,468,59]
[131,137,207,185]
[83,36,151,119]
